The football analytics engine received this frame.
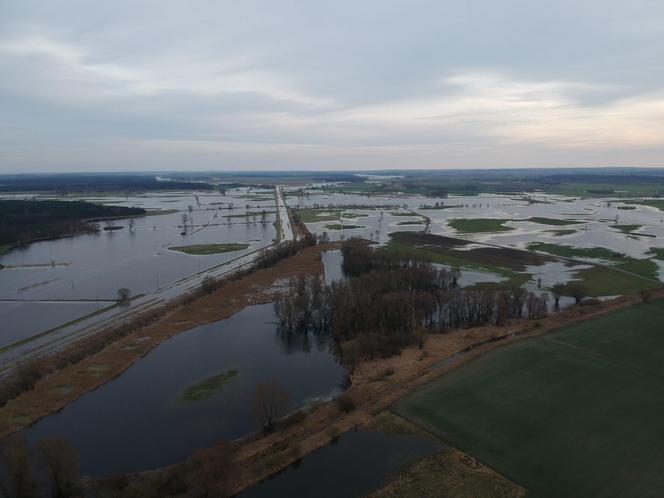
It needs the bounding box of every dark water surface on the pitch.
[23,304,346,476]
[239,428,442,498]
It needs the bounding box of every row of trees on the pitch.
[274,239,549,362]
[0,200,145,247]
[292,203,404,210]
[0,435,79,498]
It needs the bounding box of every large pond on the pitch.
[239,428,442,498]
[23,303,346,476]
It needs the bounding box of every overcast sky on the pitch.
[1,0,663,173]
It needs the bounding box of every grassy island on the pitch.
[181,369,238,401]
[169,243,250,255]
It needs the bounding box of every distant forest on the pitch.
[0,174,212,192]
[0,200,145,250]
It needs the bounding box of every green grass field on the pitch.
[571,265,660,296]
[545,229,576,236]
[528,242,661,283]
[367,411,523,498]
[449,218,513,233]
[649,248,664,260]
[324,223,364,230]
[169,243,249,255]
[181,369,238,401]
[395,299,664,498]
[223,211,275,219]
[546,183,664,198]
[391,211,422,217]
[526,217,583,226]
[381,242,530,289]
[624,199,664,211]
[610,224,642,234]
[527,242,619,259]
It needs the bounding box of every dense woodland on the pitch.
[0,174,212,192]
[0,200,145,249]
[275,239,548,361]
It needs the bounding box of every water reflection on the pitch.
[239,428,442,498]
[23,304,346,476]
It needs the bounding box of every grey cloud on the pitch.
[1,0,663,172]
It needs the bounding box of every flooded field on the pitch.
[4,185,663,357]
[23,303,346,476]
[288,188,664,257]
[3,180,664,482]
[0,188,278,355]
[289,187,664,299]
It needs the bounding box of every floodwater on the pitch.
[23,303,346,476]
[239,428,441,498]
[322,249,507,289]
[6,186,663,353]
[321,249,345,285]
[0,301,102,349]
[433,263,508,288]
[286,189,664,257]
[0,188,277,352]
[287,188,664,287]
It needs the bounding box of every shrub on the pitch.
[640,289,653,303]
[201,275,218,294]
[335,394,356,413]
[15,361,41,392]
[116,287,131,302]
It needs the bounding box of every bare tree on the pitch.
[639,289,653,303]
[251,379,290,433]
[565,281,589,305]
[38,438,79,498]
[526,292,548,319]
[201,276,217,294]
[0,435,36,498]
[116,288,131,303]
[551,283,566,311]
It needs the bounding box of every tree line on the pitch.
[275,238,549,362]
[0,200,145,248]
[0,435,79,498]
